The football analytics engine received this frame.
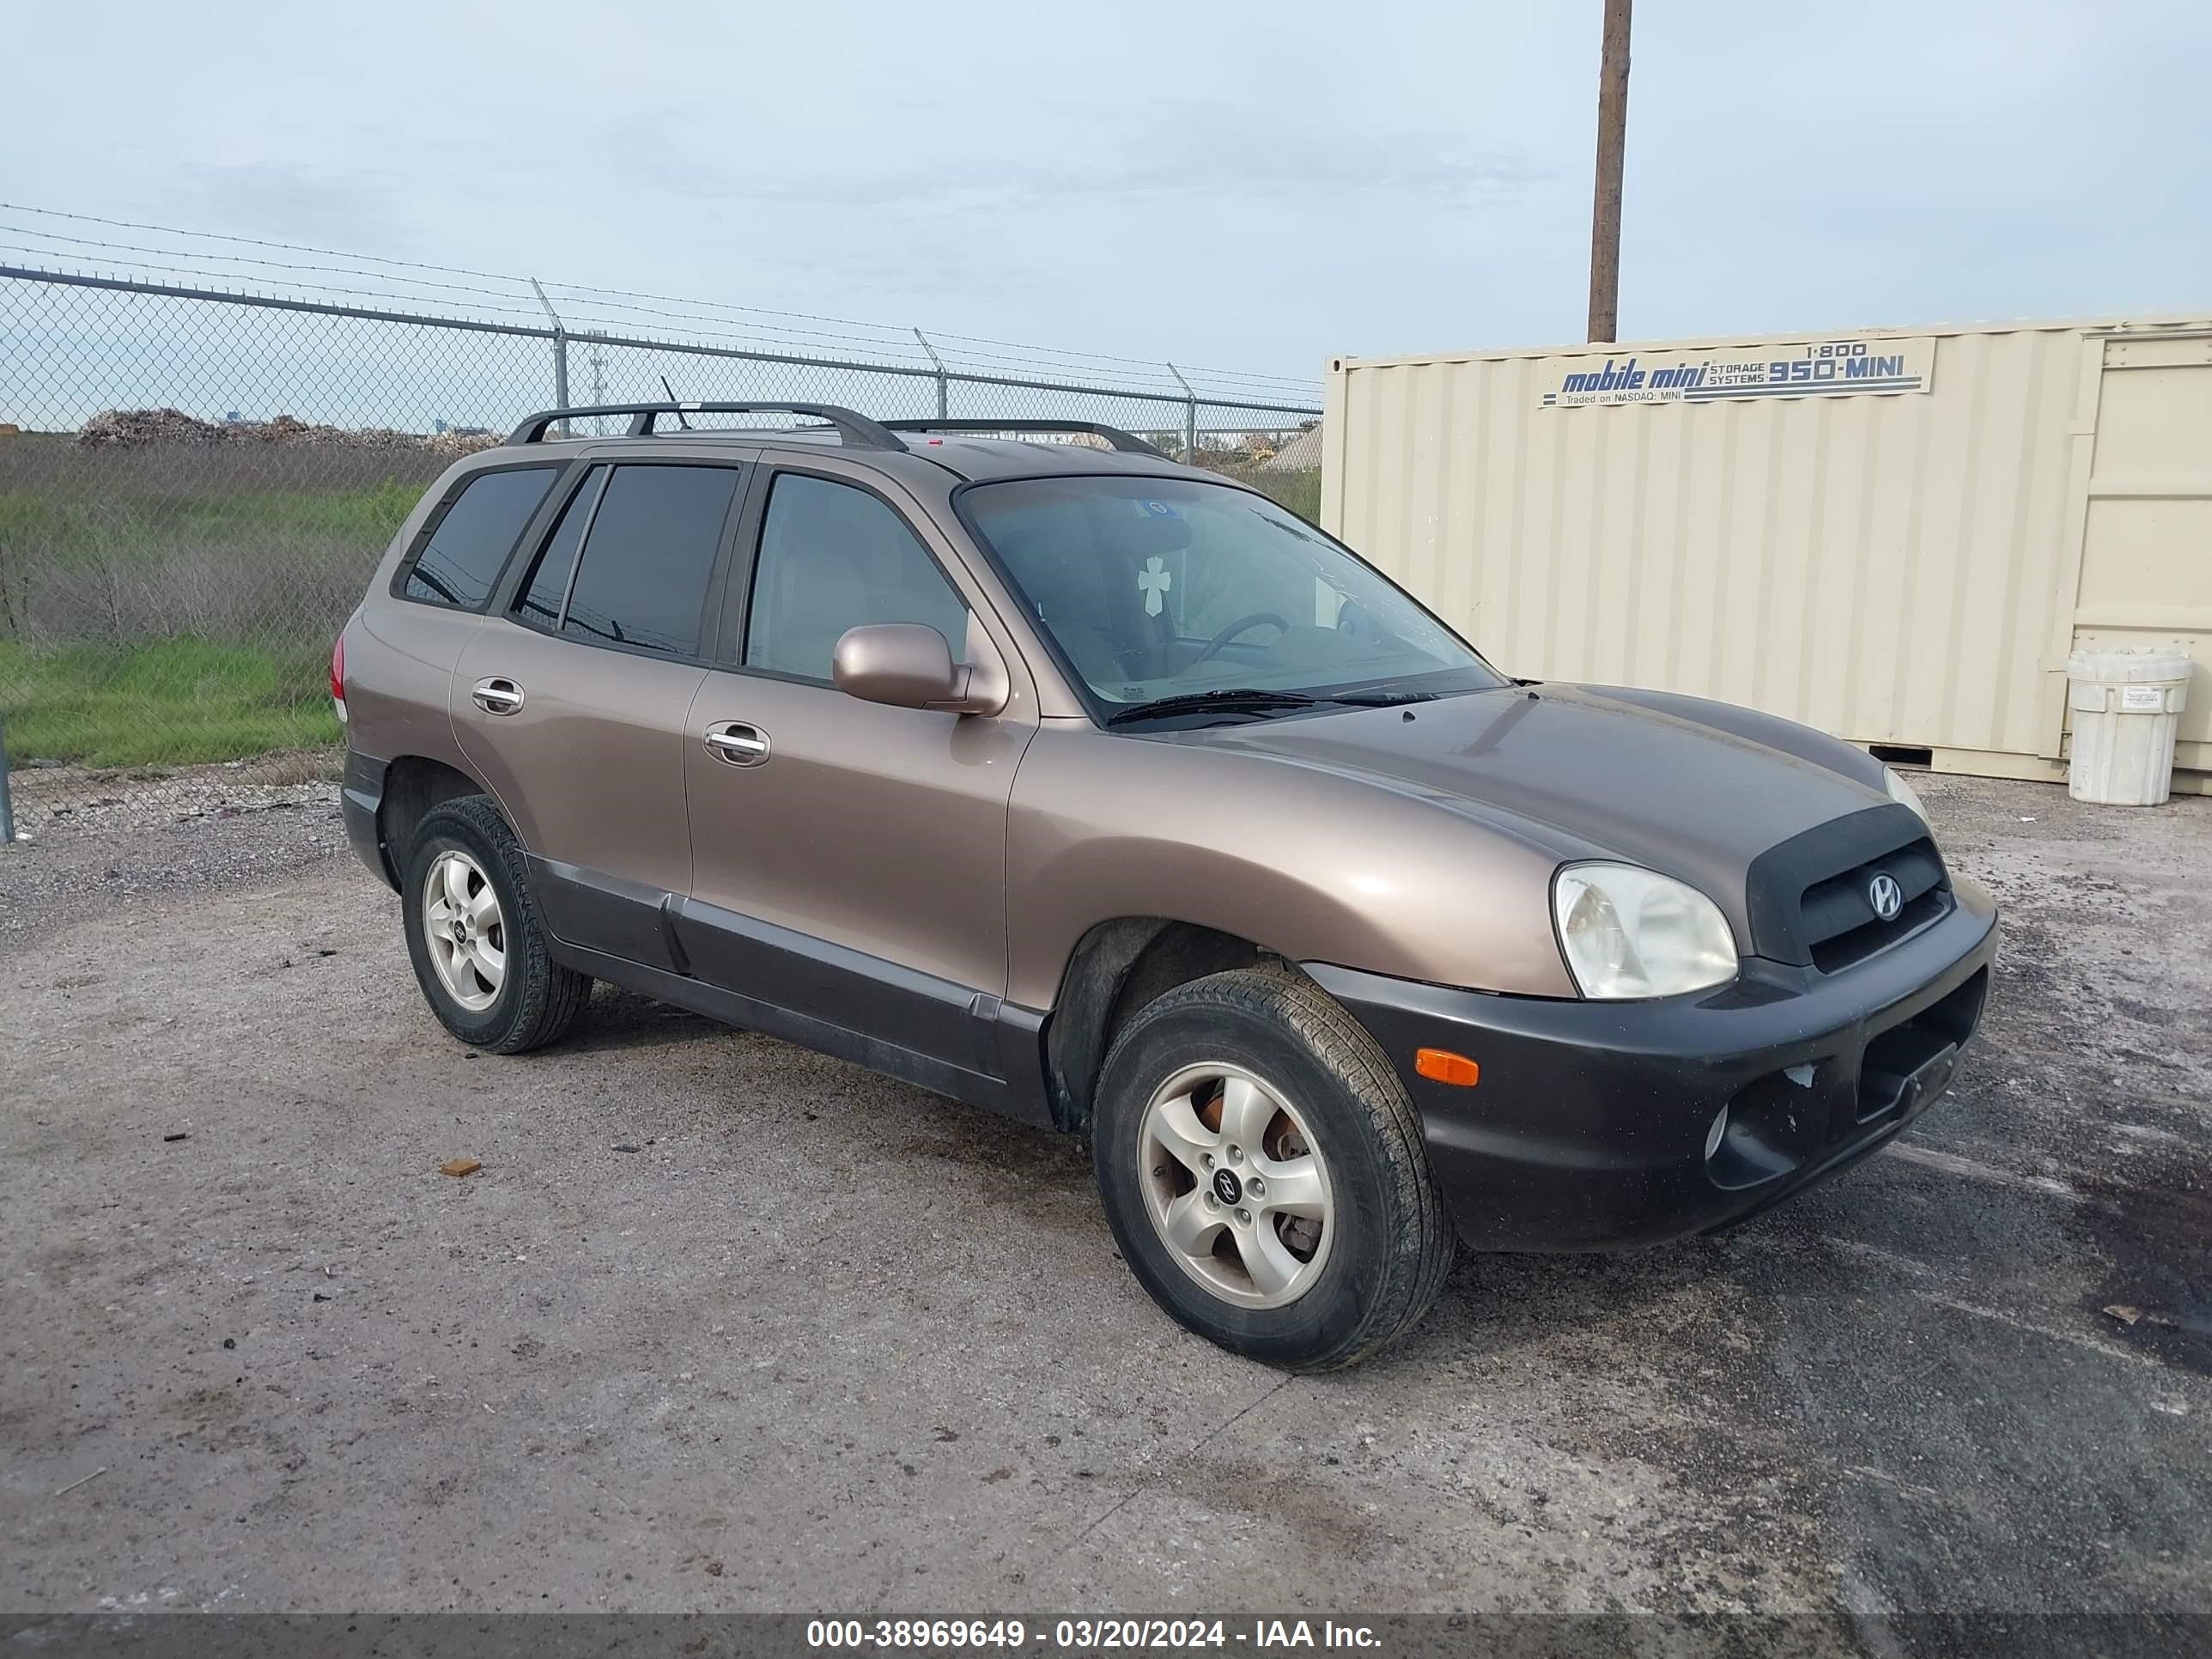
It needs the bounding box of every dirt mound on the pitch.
[77,409,502,455]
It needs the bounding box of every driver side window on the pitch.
[743,473,969,682]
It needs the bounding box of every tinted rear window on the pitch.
[400,466,557,609]
[559,465,743,659]
[514,466,606,628]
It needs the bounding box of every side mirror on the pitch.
[832,622,1008,715]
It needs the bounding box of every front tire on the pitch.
[400,795,590,1054]
[1091,968,1454,1370]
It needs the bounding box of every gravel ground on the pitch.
[1,773,2207,1639]
[0,758,343,946]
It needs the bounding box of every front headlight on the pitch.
[1552,863,1739,1000]
[1883,765,1931,828]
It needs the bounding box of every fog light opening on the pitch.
[1705,1106,1729,1163]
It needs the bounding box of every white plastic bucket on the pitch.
[2065,650,2193,805]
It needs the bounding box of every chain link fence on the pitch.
[0,260,1319,853]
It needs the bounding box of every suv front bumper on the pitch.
[1306,877,1997,1251]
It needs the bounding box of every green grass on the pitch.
[0,637,340,768]
[1272,466,1322,524]
[0,441,414,763]
[0,478,418,562]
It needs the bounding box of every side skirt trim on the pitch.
[531,855,681,975]
[525,855,1054,1127]
[547,937,1046,1122]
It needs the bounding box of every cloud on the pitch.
[599,118,738,204]
[605,103,1542,213]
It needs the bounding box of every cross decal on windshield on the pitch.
[1138,555,1173,617]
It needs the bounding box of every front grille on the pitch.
[1800,836,1950,973]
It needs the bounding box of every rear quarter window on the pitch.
[397,465,559,610]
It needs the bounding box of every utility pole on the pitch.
[585,331,608,406]
[1587,0,1632,343]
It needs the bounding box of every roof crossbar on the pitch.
[882,419,1166,457]
[506,402,908,449]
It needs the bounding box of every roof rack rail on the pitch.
[882,419,1167,458]
[506,402,908,450]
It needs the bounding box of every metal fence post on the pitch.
[0,718,15,846]
[1166,362,1197,463]
[914,328,949,418]
[529,278,570,429]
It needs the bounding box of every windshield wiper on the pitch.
[1104,688,1319,726]
[1325,688,1438,706]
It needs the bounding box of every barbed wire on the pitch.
[0,202,1322,401]
[0,242,558,323]
[0,202,525,280]
[0,222,544,308]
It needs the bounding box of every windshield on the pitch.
[959,477,1502,719]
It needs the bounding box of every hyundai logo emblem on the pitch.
[1868,872,1905,923]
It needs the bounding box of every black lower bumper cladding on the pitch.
[339,748,391,888]
[1308,877,1999,1251]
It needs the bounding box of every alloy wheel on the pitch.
[422,849,506,1012]
[1137,1061,1335,1309]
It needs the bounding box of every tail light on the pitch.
[331,634,348,725]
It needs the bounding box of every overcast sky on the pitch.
[9,0,2211,388]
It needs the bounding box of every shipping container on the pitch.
[1322,316,2212,793]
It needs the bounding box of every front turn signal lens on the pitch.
[1415,1048,1480,1086]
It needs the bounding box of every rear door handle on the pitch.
[704,720,770,765]
[471,677,526,714]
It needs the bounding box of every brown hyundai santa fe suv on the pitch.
[337,402,1996,1370]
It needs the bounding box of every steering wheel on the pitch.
[1192,611,1290,665]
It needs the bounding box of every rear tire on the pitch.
[1091,968,1454,1370]
[400,795,590,1054]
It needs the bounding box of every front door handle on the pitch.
[704,720,770,766]
[471,677,526,714]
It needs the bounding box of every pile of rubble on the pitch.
[76,409,502,456]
